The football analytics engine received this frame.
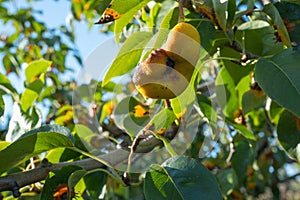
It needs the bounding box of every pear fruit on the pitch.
[133,22,200,99]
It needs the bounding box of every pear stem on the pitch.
[164,99,171,108]
[178,0,184,22]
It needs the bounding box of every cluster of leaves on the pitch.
[1,0,300,199]
[0,0,82,138]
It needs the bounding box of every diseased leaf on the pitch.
[274,1,300,50]
[41,165,82,200]
[263,3,291,47]
[242,89,266,114]
[114,0,152,43]
[277,110,300,161]
[25,60,52,84]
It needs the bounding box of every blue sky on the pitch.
[0,0,112,75]
[32,0,111,59]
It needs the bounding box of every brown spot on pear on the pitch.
[133,23,200,99]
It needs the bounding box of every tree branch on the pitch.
[178,0,185,22]
[279,173,300,183]
[0,149,129,194]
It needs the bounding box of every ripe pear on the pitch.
[133,22,200,99]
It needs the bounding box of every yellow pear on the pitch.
[133,22,200,99]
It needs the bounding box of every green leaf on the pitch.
[0,125,74,174]
[255,49,300,117]
[197,94,218,128]
[242,89,266,115]
[190,19,216,53]
[235,75,251,108]
[212,0,227,31]
[92,0,112,15]
[226,118,255,140]
[0,141,10,151]
[50,133,85,162]
[264,3,291,47]
[144,156,222,200]
[38,85,55,101]
[2,54,18,75]
[150,6,179,52]
[0,95,4,117]
[74,124,97,153]
[149,108,176,131]
[20,79,44,112]
[236,20,284,56]
[84,170,108,199]
[227,0,236,27]
[45,148,66,163]
[102,31,153,86]
[220,46,254,85]
[274,1,300,21]
[0,73,17,95]
[147,3,161,29]
[215,67,239,119]
[170,82,196,118]
[269,101,284,124]
[25,60,52,84]
[231,136,252,184]
[114,0,152,43]
[274,1,300,50]
[160,6,179,29]
[277,110,300,161]
[68,169,87,189]
[23,124,74,141]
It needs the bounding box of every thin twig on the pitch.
[279,173,300,183]
[178,0,185,22]
[226,132,235,164]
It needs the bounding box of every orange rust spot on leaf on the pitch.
[157,127,167,135]
[133,105,149,117]
[53,184,76,200]
[294,115,300,131]
[234,109,246,125]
